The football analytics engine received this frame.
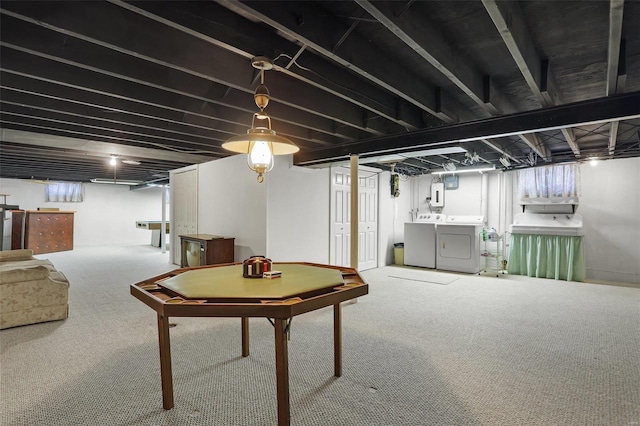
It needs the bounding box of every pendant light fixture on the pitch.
[222,57,299,183]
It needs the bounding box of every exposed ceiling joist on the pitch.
[111,0,423,133]
[518,133,550,160]
[1,129,214,164]
[560,128,581,158]
[1,4,393,138]
[482,0,558,107]
[295,92,640,165]
[480,139,521,164]
[609,120,619,155]
[606,0,625,96]
[1,1,639,183]
[217,0,459,123]
[355,0,511,116]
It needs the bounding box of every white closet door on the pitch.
[330,167,378,270]
[170,168,198,265]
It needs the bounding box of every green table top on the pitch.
[158,264,345,299]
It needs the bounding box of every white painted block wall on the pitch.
[400,158,640,284]
[0,178,166,248]
[578,157,640,283]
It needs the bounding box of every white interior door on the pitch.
[330,167,378,270]
[358,174,378,270]
[170,168,198,265]
[330,168,351,267]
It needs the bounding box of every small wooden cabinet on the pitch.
[179,234,235,267]
[11,210,75,254]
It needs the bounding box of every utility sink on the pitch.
[509,213,584,236]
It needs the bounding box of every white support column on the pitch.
[161,185,167,254]
[350,154,359,270]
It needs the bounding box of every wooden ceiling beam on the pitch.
[0,59,347,147]
[0,4,394,137]
[482,0,562,160]
[217,0,459,123]
[113,0,426,132]
[355,0,513,116]
[517,133,551,161]
[606,0,625,96]
[608,120,619,156]
[480,139,521,164]
[1,129,214,164]
[482,0,558,107]
[560,128,581,158]
[606,0,625,155]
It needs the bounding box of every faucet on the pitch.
[566,215,571,220]
[553,216,556,220]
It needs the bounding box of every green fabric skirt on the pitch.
[507,234,586,282]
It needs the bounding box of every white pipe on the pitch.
[504,172,514,261]
[480,173,489,224]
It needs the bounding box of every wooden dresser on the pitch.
[11,210,75,254]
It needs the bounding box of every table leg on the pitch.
[241,317,250,357]
[157,313,174,409]
[334,303,342,377]
[274,319,290,426]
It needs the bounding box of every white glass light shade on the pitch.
[249,141,273,165]
[248,141,274,183]
[222,121,299,182]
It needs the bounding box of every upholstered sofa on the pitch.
[0,249,69,329]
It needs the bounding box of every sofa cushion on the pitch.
[0,249,35,262]
[0,265,50,284]
[0,249,56,271]
[1,259,56,271]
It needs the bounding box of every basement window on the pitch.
[45,182,85,202]
[517,163,581,199]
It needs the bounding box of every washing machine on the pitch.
[436,215,485,273]
[404,213,446,268]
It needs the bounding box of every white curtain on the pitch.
[516,163,581,199]
[45,182,84,202]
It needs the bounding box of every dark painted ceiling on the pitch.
[1,0,639,184]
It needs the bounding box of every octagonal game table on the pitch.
[130,262,368,426]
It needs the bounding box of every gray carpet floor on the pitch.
[1,244,639,425]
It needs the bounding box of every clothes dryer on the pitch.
[436,215,485,273]
[404,213,446,268]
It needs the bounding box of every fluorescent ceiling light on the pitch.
[432,165,496,175]
[90,178,143,185]
[360,146,467,164]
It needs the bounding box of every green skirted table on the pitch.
[507,233,586,282]
[130,262,368,426]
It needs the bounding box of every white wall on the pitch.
[578,157,640,283]
[406,172,502,227]
[0,178,165,248]
[503,157,640,284]
[196,155,267,261]
[192,155,331,263]
[190,156,397,267]
[266,157,330,263]
[378,171,411,265]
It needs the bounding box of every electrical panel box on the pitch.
[444,174,459,189]
[431,182,445,207]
